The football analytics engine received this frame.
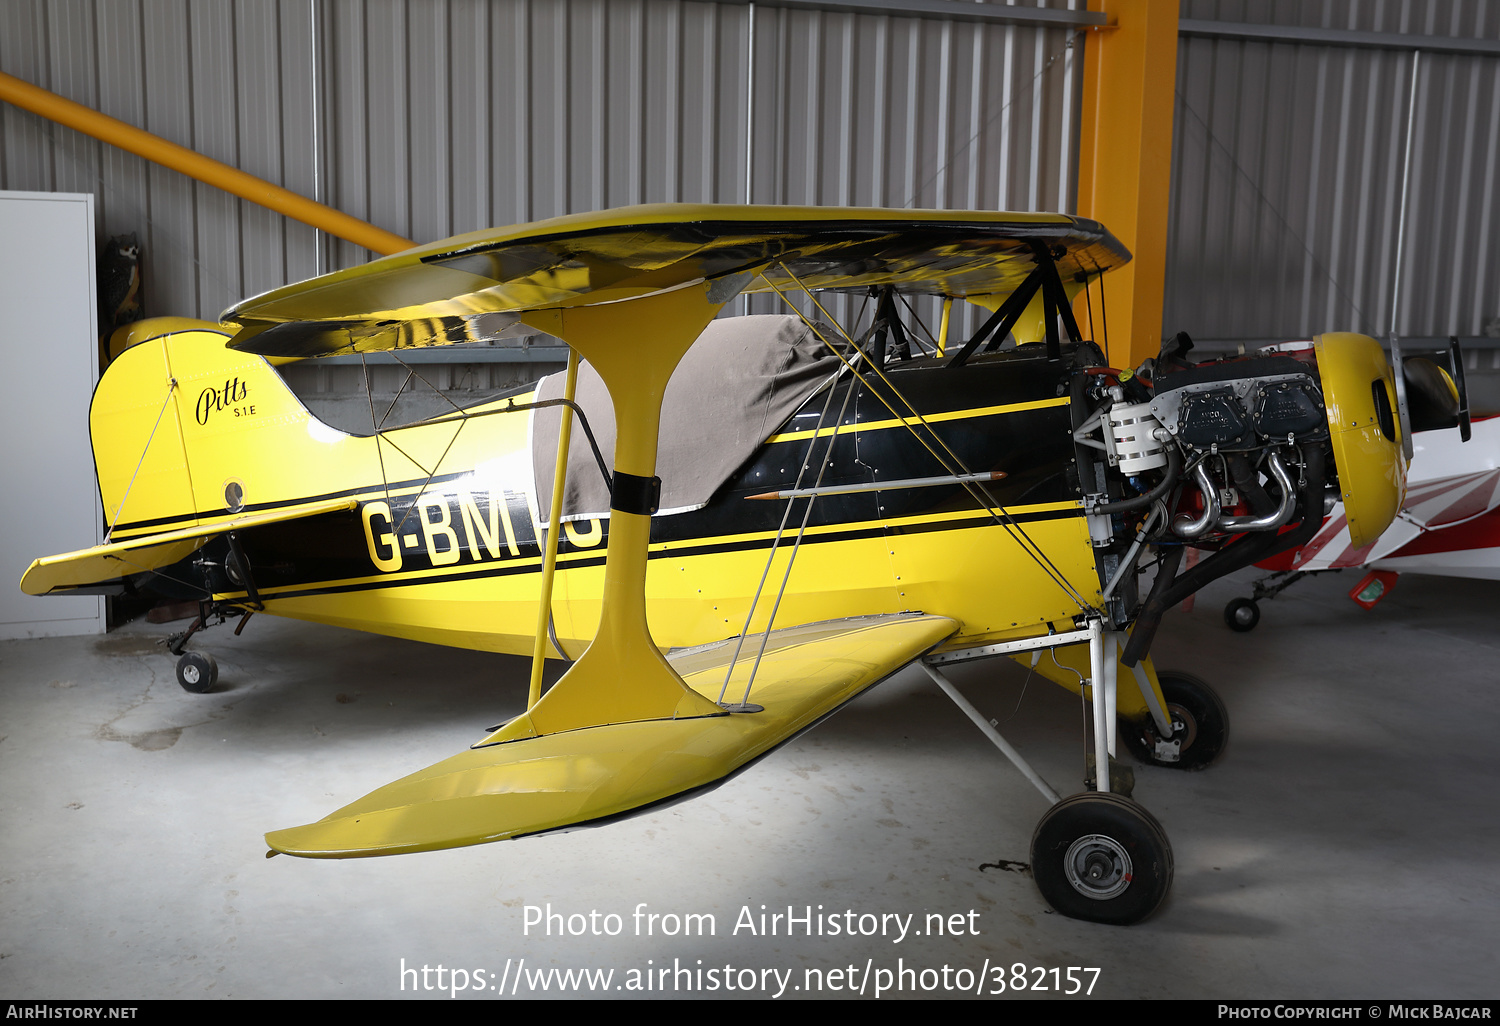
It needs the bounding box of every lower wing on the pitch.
[266,612,957,858]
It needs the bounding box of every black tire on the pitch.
[176,651,218,693]
[1030,792,1173,925]
[1121,671,1229,770]
[1224,597,1260,632]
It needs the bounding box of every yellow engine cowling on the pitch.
[1314,332,1408,549]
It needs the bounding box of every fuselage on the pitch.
[162,342,1103,657]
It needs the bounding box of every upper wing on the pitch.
[266,612,957,857]
[222,203,1129,359]
[20,497,358,596]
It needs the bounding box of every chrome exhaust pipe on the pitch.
[1217,450,1297,532]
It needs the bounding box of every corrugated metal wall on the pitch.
[7,1,1495,351]
[1169,0,1500,344]
[0,0,330,322]
[0,0,1087,342]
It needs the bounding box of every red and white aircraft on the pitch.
[1224,352,1493,630]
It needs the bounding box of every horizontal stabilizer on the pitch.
[266,613,958,858]
[20,497,358,596]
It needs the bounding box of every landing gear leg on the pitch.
[922,620,1179,924]
[164,605,207,657]
[163,600,246,694]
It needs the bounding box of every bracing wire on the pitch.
[1173,87,1367,328]
[717,354,859,705]
[731,357,864,708]
[105,378,177,541]
[360,354,395,511]
[765,265,1094,611]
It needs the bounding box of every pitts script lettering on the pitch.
[196,377,252,424]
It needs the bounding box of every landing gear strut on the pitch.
[922,619,1190,925]
[162,598,252,694]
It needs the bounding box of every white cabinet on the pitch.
[0,191,104,638]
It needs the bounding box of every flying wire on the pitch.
[98,550,212,595]
[105,378,178,541]
[765,265,1094,611]
[1083,268,1097,360]
[734,353,865,708]
[1173,87,1367,328]
[377,368,417,429]
[385,347,479,419]
[894,292,941,354]
[717,345,859,705]
[360,353,394,510]
[1096,258,1109,362]
[354,346,477,534]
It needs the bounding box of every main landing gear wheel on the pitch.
[176,651,218,694]
[1030,792,1173,925]
[1224,597,1260,632]
[1121,671,1229,770]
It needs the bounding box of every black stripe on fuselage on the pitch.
[231,505,1080,604]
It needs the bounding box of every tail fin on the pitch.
[93,318,325,541]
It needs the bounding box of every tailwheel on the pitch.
[1030,792,1173,925]
[1121,671,1229,770]
[176,651,218,694]
[1224,596,1260,632]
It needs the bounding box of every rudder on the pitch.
[93,319,323,541]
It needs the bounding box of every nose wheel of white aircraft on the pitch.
[1222,571,1324,633]
[1121,671,1228,770]
[1223,596,1260,632]
[1030,792,1173,925]
[175,651,219,694]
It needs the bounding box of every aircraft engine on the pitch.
[1145,332,1405,550]
[1073,331,1419,665]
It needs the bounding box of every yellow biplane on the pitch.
[22,204,1431,925]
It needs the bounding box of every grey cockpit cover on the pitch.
[531,314,841,525]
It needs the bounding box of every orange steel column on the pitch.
[1075,0,1179,370]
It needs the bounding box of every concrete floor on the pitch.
[1,568,1497,1000]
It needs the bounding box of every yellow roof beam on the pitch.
[0,70,414,257]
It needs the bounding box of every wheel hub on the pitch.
[1063,833,1133,899]
[1167,702,1198,750]
[182,665,201,684]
